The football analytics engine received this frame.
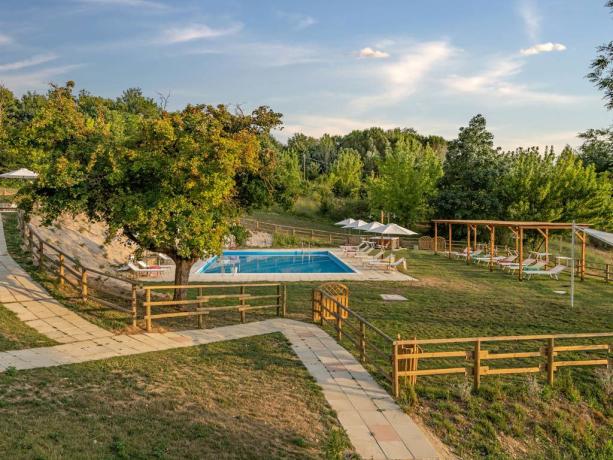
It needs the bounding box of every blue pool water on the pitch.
[199,250,355,274]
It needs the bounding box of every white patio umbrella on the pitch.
[335,218,355,226]
[355,221,384,232]
[0,168,38,179]
[368,223,418,236]
[342,219,368,229]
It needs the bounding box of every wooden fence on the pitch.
[16,213,288,331]
[17,213,142,326]
[312,285,613,398]
[241,218,420,248]
[312,283,396,386]
[143,283,287,332]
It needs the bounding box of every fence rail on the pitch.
[16,212,287,330]
[312,283,396,385]
[312,285,613,398]
[241,218,420,248]
[143,283,287,332]
[17,213,141,325]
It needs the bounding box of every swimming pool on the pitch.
[198,250,355,274]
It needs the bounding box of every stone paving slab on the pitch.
[0,217,111,342]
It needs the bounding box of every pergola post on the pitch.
[466,224,471,264]
[488,225,495,272]
[545,229,549,265]
[472,225,477,252]
[448,224,452,259]
[518,226,524,281]
[575,231,587,281]
[434,223,438,254]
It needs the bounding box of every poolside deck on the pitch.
[176,249,416,282]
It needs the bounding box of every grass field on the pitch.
[0,305,56,351]
[3,211,612,459]
[0,333,353,459]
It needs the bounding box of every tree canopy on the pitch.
[19,82,283,296]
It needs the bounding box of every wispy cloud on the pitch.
[445,58,580,104]
[160,23,242,44]
[352,41,454,109]
[0,64,83,93]
[277,11,317,30]
[75,0,167,8]
[357,47,389,59]
[518,0,541,41]
[0,53,58,72]
[520,42,566,56]
[187,41,322,67]
[0,34,11,46]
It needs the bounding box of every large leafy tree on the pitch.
[368,137,442,227]
[329,148,363,198]
[20,82,282,298]
[501,146,613,229]
[435,114,507,219]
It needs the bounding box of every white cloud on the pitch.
[0,64,83,93]
[520,42,566,56]
[445,58,580,105]
[0,53,58,72]
[0,34,12,46]
[160,23,242,44]
[518,0,541,40]
[187,42,321,67]
[352,41,453,109]
[357,47,390,59]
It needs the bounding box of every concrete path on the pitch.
[0,216,439,459]
[0,216,113,343]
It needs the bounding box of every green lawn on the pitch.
[0,333,353,459]
[0,304,56,351]
[3,209,612,459]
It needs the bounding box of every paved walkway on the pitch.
[0,217,113,343]
[0,217,439,460]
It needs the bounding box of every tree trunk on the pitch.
[172,257,197,301]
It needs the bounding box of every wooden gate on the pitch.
[312,282,349,322]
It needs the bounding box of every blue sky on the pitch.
[0,0,611,150]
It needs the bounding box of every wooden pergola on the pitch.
[431,219,590,281]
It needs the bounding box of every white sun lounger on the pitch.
[368,257,407,271]
[525,265,567,280]
[127,262,167,277]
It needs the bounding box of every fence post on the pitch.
[359,321,366,363]
[145,288,152,332]
[329,233,332,243]
[282,284,287,317]
[392,341,400,398]
[276,284,281,317]
[240,285,246,323]
[336,301,342,341]
[80,268,88,302]
[473,340,481,390]
[28,227,33,254]
[131,284,138,328]
[605,264,610,283]
[256,220,260,231]
[58,253,65,288]
[37,238,44,270]
[547,337,555,385]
